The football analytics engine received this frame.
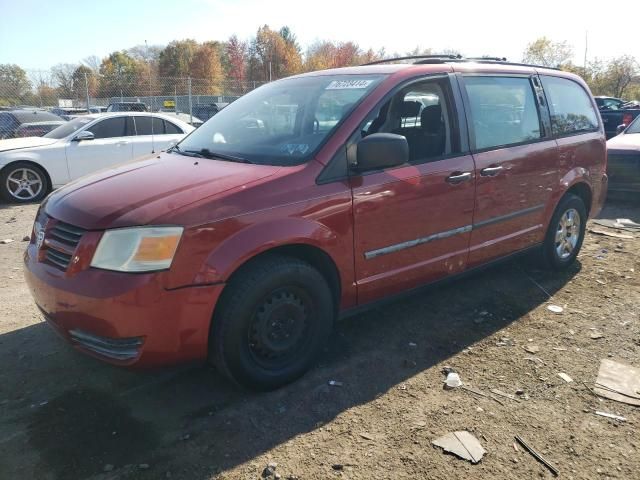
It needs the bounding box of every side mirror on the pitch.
[616,124,627,136]
[354,133,409,172]
[73,130,95,142]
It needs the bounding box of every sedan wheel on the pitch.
[1,163,48,203]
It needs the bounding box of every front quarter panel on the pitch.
[166,189,356,309]
[0,141,70,186]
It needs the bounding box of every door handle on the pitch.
[445,172,472,184]
[480,166,503,177]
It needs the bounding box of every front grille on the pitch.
[43,220,86,271]
[49,221,85,247]
[69,329,143,361]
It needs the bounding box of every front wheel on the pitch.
[542,194,587,270]
[0,162,48,203]
[210,254,334,390]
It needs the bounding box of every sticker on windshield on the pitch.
[326,79,374,90]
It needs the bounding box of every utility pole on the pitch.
[583,31,588,73]
[188,77,193,125]
[84,72,90,111]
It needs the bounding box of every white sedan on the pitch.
[0,112,195,203]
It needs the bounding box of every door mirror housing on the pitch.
[616,124,627,136]
[354,133,409,172]
[73,130,95,142]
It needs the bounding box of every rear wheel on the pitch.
[0,162,48,203]
[210,254,334,390]
[542,194,587,270]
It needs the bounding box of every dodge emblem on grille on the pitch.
[36,229,45,249]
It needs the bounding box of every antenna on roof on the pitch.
[146,40,155,154]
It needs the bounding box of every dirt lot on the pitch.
[0,199,638,480]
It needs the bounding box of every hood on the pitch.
[0,136,58,152]
[606,133,640,152]
[45,152,281,229]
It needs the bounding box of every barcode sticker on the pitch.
[326,79,374,90]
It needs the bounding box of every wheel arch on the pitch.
[217,242,342,317]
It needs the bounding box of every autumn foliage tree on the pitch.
[190,42,225,94]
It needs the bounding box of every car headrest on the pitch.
[421,104,442,133]
[400,101,421,118]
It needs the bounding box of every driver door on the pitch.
[65,116,135,180]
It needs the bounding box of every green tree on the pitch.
[523,37,572,68]
[99,51,144,97]
[0,64,32,105]
[158,39,199,78]
[52,63,78,98]
[71,65,98,100]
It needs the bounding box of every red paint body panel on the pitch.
[22,62,607,369]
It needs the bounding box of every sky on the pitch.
[1,0,639,71]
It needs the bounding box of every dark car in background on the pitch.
[191,103,225,121]
[14,121,66,137]
[606,115,640,193]
[0,110,64,139]
[50,107,90,120]
[106,102,148,112]
[595,96,640,139]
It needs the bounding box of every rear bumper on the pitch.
[24,243,224,367]
[591,173,608,218]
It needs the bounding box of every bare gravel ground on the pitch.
[0,199,638,480]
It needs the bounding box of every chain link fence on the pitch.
[0,70,268,123]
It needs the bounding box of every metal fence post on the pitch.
[84,72,90,110]
[188,77,193,125]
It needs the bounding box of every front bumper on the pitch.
[24,242,224,367]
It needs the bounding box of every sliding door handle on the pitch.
[446,172,472,184]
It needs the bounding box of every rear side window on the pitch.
[463,76,542,150]
[89,117,128,139]
[164,120,183,134]
[134,116,166,135]
[540,76,598,136]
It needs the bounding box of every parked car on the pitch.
[23,58,607,390]
[191,103,223,121]
[595,96,626,110]
[89,106,108,114]
[0,110,64,139]
[595,97,640,139]
[14,121,66,137]
[106,102,148,112]
[161,112,204,128]
[50,107,90,120]
[606,114,640,193]
[0,112,194,202]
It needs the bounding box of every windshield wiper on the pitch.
[168,144,203,158]
[184,148,252,164]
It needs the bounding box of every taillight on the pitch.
[622,113,634,126]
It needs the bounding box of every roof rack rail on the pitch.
[360,55,560,71]
[362,54,462,66]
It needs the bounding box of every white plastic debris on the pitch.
[547,305,564,314]
[557,372,573,383]
[444,372,463,390]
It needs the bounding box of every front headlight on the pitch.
[91,226,183,272]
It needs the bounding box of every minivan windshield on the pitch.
[176,74,384,165]
[44,117,93,139]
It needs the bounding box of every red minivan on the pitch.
[24,57,607,390]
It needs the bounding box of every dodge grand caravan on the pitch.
[24,57,607,390]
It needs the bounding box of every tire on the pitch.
[0,162,49,203]
[210,254,335,391]
[542,194,587,270]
